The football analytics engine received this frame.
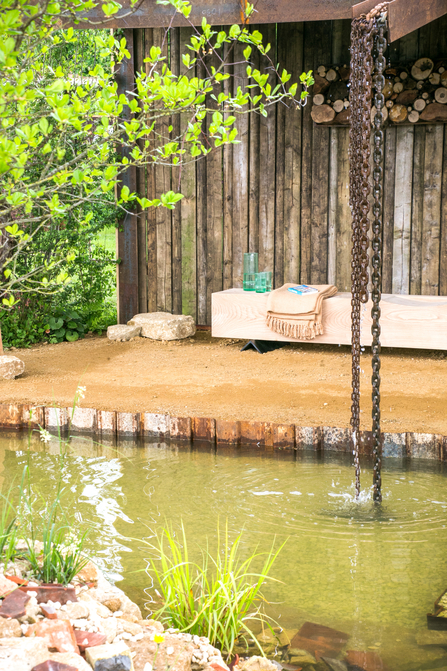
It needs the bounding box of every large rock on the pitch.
[127,313,196,341]
[235,657,279,671]
[107,325,142,342]
[0,355,25,380]
[0,637,49,671]
[85,642,134,670]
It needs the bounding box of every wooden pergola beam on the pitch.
[352,0,447,42]
[74,0,357,29]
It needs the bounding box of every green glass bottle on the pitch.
[243,253,258,291]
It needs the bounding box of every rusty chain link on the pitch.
[371,19,387,503]
[349,4,388,501]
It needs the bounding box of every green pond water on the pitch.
[1,432,447,670]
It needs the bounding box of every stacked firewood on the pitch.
[311,58,447,125]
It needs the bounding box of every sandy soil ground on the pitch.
[1,332,447,434]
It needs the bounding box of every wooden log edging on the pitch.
[0,403,446,460]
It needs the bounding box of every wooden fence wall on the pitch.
[120,16,447,325]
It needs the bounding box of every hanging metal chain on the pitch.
[349,15,374,499]
[371,18,387,504]
[349,3,388,500]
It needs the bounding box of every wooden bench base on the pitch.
[211,289,447,350]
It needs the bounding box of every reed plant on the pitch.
[143,523,284,658]
[21,490,90,585]
[0,477,22,569]
[0,397,92,583]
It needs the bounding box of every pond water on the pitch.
[1,432,447,669]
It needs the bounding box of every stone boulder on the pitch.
[0,637,49,671]
[107,325,142,342]
[127,313,196,341]
[0,355,25,380]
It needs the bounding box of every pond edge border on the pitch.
[0,403,445,460]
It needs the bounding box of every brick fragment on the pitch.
[26,619,79,654]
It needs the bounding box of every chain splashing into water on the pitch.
[349,4,388,501]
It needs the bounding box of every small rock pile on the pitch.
[0,559,230,671]
[107,312,196,342]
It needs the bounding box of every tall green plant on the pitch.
[144,523,284,658]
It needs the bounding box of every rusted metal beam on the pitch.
[116,29,140,324]
[74,0,357,29]
[387,0,447,42]
[352,0,447,42]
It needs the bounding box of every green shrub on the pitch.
[143,523,284,658]
[47,309,86,343]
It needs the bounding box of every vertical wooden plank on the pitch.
[116,28,139,324]
[258,23,277,280]
[310,21,331,284]
[300,21,313,284]
[179,27,197,319]
[335,129,351,291]
[440,125,447,297]
[429,15,447,60]
[328,20,351,291]
[248,31,259,258]
[275,29,286,288]
[196,57,207,324]
[205,45,223,317]
[153,28,172,312]
[134,29,148,313]
[145,28,157,313]
[392,126,414,295]
[395,27,419,297]
[282,22,303,284]
[223,41,234,290]
[328,126,338,286]
[232,41,250,286]
[421,125,443,296]
[409,126,425,296]
[382,127,396,294]
[170,27,182,315]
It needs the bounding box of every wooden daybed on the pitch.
[211,289,447,350]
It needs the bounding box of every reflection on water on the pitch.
[1,432,447,669]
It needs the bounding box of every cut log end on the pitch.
[311,104,336,124]
[389,104,408,123]
[429,72,441,86]
[411,58,434,81]
[313,93,325,106]
[408,110,420,123]
[333,99,344,113]
[420,102,447,122]
[326,68,338,82]
[334,109,350,125]
[434,88,447,104]
[414,98,426,111]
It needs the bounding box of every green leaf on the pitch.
[65,330,79,342]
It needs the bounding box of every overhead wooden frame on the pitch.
[352,0,447,42]
[74,0,357,30]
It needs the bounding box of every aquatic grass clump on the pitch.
[22,495,90,585]
[144,523,284,658]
